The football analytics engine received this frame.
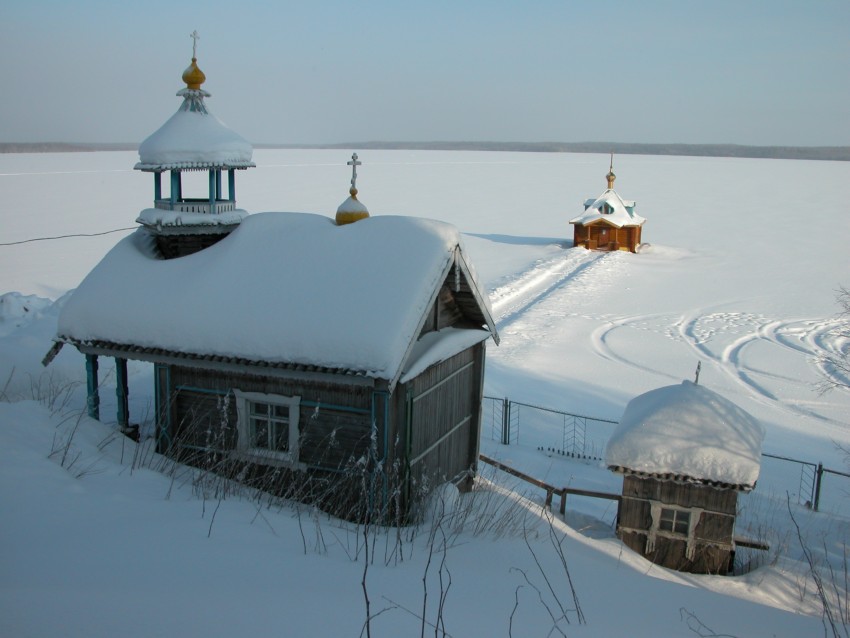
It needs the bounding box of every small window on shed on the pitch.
[234,390,301,465]
[659,508,691,535]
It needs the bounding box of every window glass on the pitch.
[251,417,269,448]
[659,508,690,535]
[235,391,300,462]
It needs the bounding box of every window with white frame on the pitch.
[234,390,300,464]
[659,507,691,536]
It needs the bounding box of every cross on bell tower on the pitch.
[190,30,200,58]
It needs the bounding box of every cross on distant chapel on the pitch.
[190,30,200,58]
[348,153,361,190]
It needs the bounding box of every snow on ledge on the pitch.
[136,208,248,229]
[400,327,490,383]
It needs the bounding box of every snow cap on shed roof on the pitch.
[606,380,765,490]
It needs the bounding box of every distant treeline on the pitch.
[271,141,850,161]
[0,142,136,153]
[3,141,849,161]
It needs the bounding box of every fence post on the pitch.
[501,397,510,445]
[813,463,823,512]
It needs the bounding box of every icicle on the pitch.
[454,249,461,292]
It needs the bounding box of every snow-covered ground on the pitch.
[1,149,849,636]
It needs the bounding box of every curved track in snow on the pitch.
[591,310,847,425]
[482,245,846,430]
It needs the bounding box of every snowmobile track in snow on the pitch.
[488,249,608,327]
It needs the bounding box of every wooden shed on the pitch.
[606,381,765,574]
[570,160,645,253]
[57,211,498,521]
[51,51,499,522]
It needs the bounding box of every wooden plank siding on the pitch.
[617,475,739,574]
[159,365,374,472]
[155,340,486,520]
[572,222,641,253]
[620,531,733,574]
[400,343,484,492]
[622,476,738,515]
[419,285,464,337]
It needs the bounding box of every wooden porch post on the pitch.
[170,171,179,207]
[208,170,216,214]
[115,357,129,430]
[85,354,100,420]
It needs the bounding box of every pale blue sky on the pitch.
[1,0,847,146]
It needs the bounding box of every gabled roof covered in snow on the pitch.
[57,213,498,390]
[570,189,645,228]
[606,381,765,490]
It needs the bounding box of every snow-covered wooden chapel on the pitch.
[53,42,499,520]
[570,158,645,253]
[605,380,765,574]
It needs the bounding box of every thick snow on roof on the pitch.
[606,381,765,489]
[135,91,254,170]
[57,213,493,383]
[570,189,645,228]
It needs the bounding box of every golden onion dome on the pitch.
[336,187,370,225]
[606,153,616,189]
[182,57,206,90]
[336,153,370,225]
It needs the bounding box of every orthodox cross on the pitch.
[190,30,200,58]
[694,360,702,385]
[348,153,361,190]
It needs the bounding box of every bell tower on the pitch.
[134,31,255,258]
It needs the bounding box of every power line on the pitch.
[0,227,136,246]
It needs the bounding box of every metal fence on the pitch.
[482,396,850,515]
[484,396,619,460]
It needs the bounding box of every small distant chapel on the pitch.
[51,36,499,521]
[570,158,645,253]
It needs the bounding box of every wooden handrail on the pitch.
[479,453,621,515]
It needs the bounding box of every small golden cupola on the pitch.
[336,153,370,225]
[606,153,616,190]
[181,56,206,91]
